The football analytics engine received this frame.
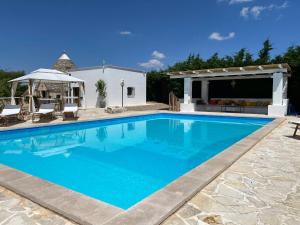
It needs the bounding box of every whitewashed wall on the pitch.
[70,67,146,108]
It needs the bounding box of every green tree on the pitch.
[0,70,26,97]
[256,39,273,64]
[244,52,254,65]
[233,48,246,66]
[281,46,300,113]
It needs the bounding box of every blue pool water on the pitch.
[0,113,272,209]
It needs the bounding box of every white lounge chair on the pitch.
[32,103,55,122]
[0,105,21,126]
[63,103,79,120]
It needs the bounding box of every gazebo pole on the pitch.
[10,82,18,105]
[28,79,33,113]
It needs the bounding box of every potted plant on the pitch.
[95,79,107,108]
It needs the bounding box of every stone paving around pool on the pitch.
[162,119,300,225]
[0,186,75,225]
[0,114,300,225]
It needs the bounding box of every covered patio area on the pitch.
[9,68,86,112]
[168,64,291,117]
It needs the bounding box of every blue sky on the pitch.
[0,0,299,72]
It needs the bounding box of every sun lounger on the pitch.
[0,105,21,126]
[105,106,126,114]
[290,121,300,137]
[32,103,55,122]
[63,103,79,120]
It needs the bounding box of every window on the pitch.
[127,87,135,98]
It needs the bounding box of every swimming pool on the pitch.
[0,113,272,209]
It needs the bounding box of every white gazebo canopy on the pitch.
[9,68,86,112]
[9,68,84,83]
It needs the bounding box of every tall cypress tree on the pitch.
[257,39,273,64]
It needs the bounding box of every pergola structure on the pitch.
[168,64,291,117]
[9,69,85,112]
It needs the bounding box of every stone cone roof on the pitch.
[53,52,76,72]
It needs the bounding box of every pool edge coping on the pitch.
[0,113,285,225]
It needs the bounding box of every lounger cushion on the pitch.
[34,104,55,115]
[35,109,54,114]
[63,104,78,113]
[0,105,20,116]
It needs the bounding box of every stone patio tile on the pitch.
[2,214,36,225]
[161,214,186,225]
[189,193,233,214]
[176,204,201,219]
[0,211,14,223]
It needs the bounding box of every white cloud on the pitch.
[240,7,250,17]
[139,59,164,69]
[218,0,253,5]
[119,31,132,36]
[251,6,265,18]
[240,1,288,19]
[152,50,166,60]
[139,50,166,70]
[209,32,235,41]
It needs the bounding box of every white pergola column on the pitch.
[70,88,74,104]
[268,72,288,117]
[181,78,195,112]
[67,85,70,104]
[201,80,209,103]
[184,78,192,104]
[272,72,284,105]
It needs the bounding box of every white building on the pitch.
[70,65,146,108]
[52,52,147,108]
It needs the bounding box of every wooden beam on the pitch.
[222,68,228,72]
[192,74,272,81]
[170,68,287,79]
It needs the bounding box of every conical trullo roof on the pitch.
[53,51,76,72]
